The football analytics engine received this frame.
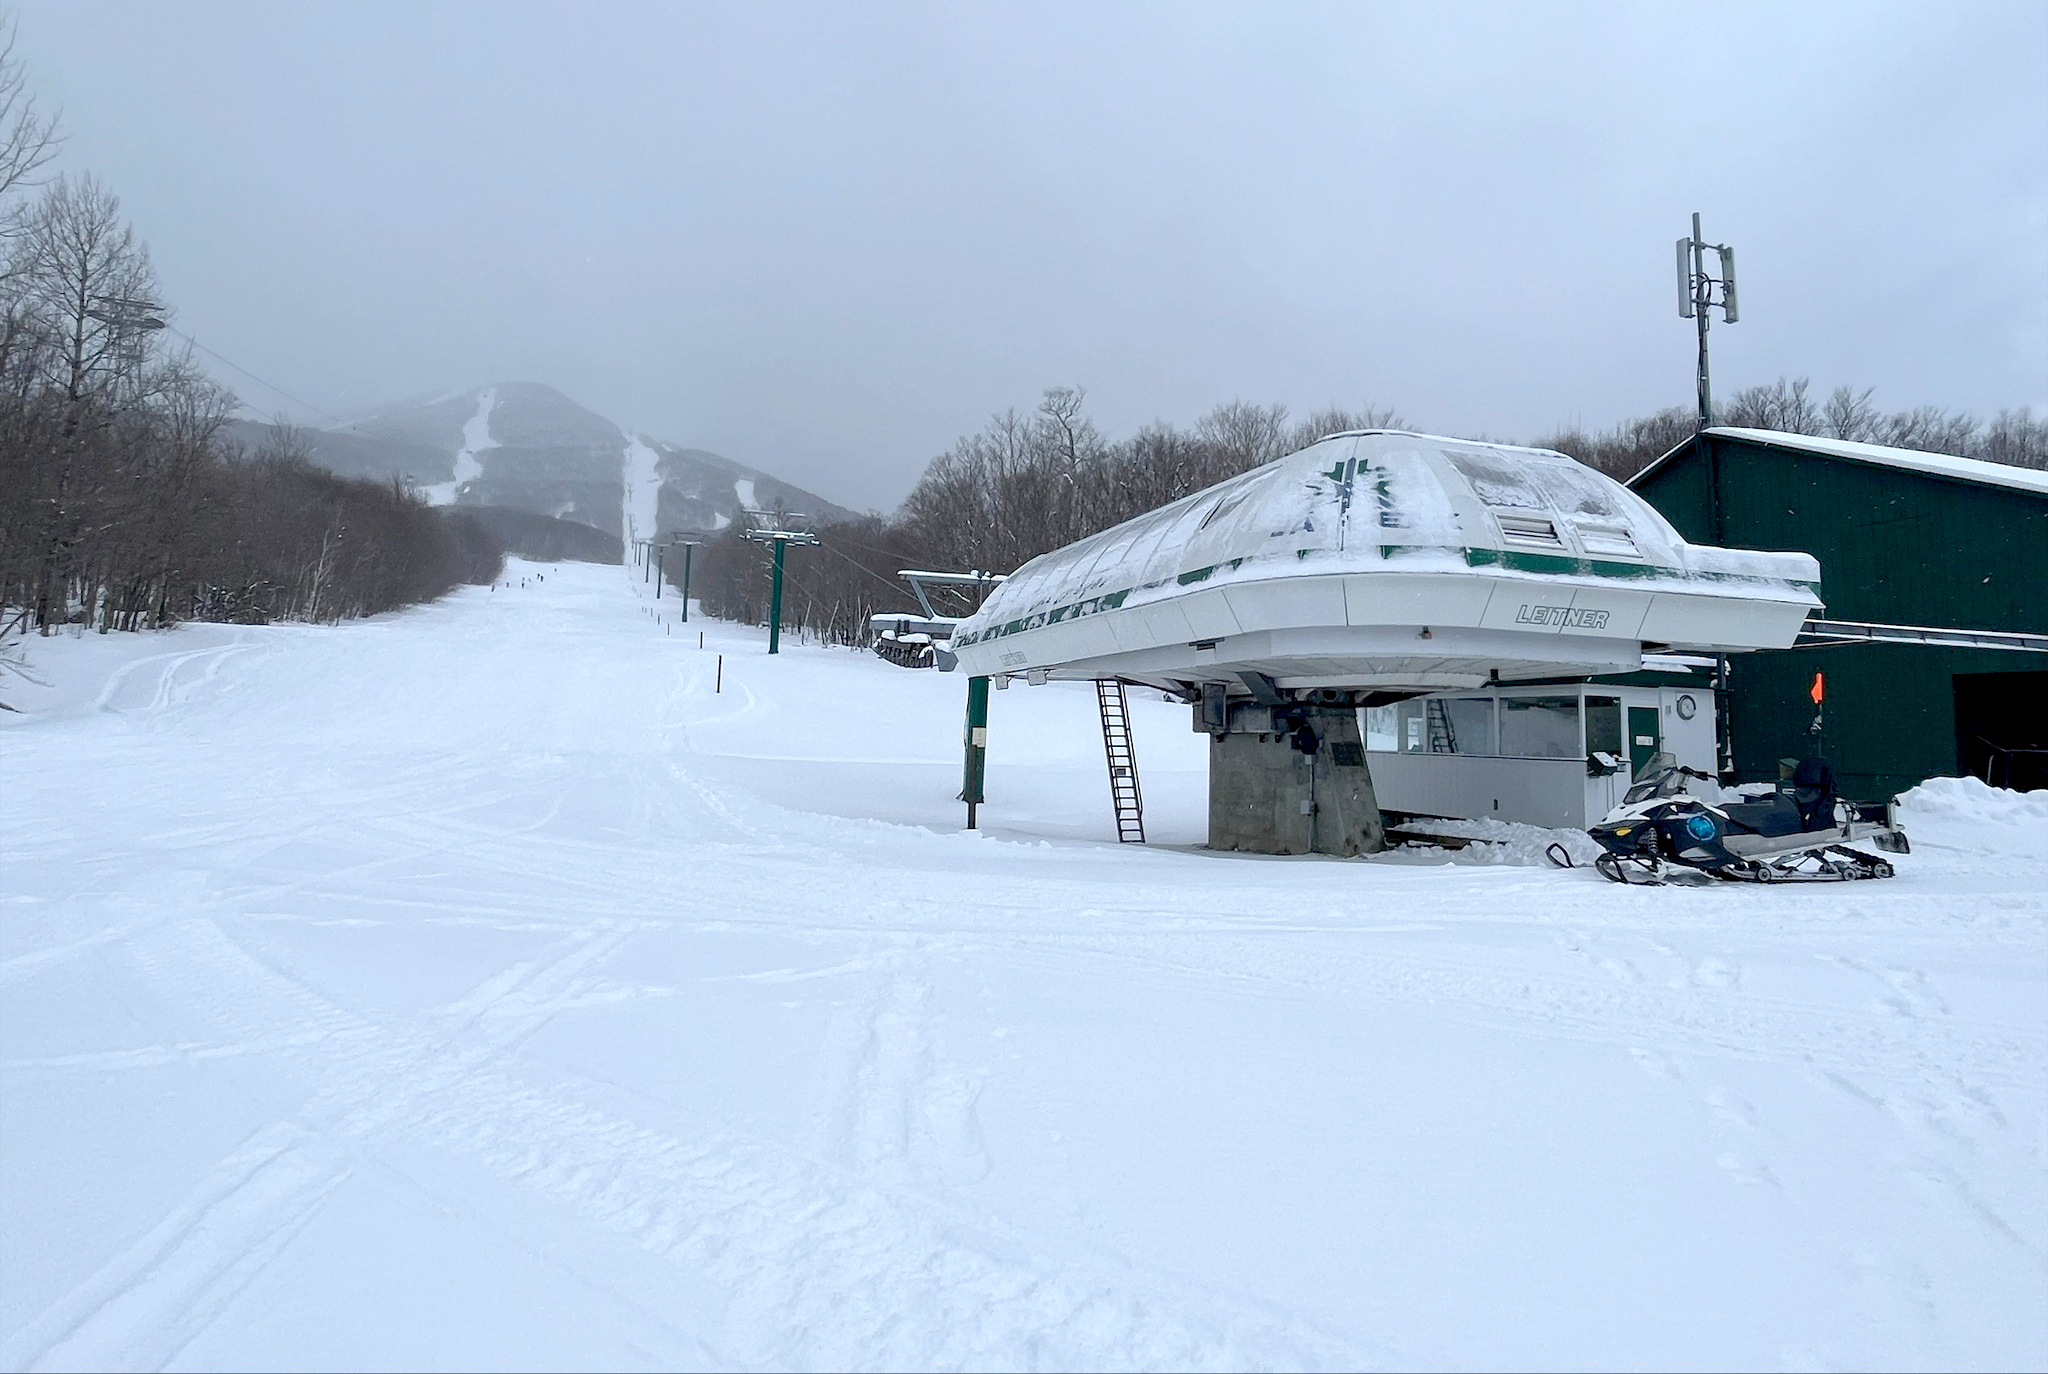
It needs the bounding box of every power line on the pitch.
[818,538,925,600]
[162,325,348,427]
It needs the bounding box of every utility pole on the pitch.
[1677,212,1739,428]
[743,526,819,654]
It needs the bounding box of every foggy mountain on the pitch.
[226,381,857,546]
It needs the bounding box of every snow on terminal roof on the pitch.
[1632,426,2048,498]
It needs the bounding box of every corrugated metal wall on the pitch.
[1632,435,2048,796]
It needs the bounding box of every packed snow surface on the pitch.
[3,561,2044,1371]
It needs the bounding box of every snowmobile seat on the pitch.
[1719,793,1807,837]
[1791,757,1838,830]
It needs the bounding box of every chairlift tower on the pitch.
[743,521,819,654]
[1677,212,1739,428]
[665,537,702,622]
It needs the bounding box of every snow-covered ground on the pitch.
[2,560,2043,1372]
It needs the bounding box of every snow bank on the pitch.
[1898,775,2048,859]
[1381,815,1603,868]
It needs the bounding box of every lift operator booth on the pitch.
[1361,682,1718,830]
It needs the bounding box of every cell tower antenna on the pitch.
[1676,211,1740,428]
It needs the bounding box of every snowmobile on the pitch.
[1572,754,1910,885]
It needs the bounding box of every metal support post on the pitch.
[1714,654,1735,781]
[1677,211,1738,431]
[767,539,787,654]
[680,543,694,622]
[1693,213,1713,428]
[744,527,817,655]
[962,675,990,828]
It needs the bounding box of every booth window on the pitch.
[1500,695,1583,758]
[1364,704,1400,751]
[1425,696,1497,754]
[1584,696,1622,758]
[1398,700,1425,752]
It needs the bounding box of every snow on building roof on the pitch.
[1632,427,2048,498]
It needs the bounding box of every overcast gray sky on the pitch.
[16,1,2046,510]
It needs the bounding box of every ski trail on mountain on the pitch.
[623,434,661,555]
[419,388,498,505]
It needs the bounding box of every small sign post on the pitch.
[962,675,990,828]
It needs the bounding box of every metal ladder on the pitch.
[1094,678,1147,843]
[1425,697,1456,754]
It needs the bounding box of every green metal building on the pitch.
[1628,427,2048,798]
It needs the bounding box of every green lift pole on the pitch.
[962,674,990,828]
[743,527,818,655]
[767,540,788,654]
[680,543,694,623]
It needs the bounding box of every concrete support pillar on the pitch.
[1207,704,1386,856]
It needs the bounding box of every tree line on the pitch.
[1539,376,2047,480]
[0,30,501,680]
[687,378,2045,653]
[685,389,1405,647]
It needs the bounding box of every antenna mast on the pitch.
[1676,212,1739,428]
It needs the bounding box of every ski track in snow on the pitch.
[4,1121,351,1374]
[2,560,2044,1370]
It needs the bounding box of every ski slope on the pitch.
[2,560,2044,1371]
[622,435,662,555]
[417,388,499,506]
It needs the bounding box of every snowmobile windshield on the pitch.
[1623,760,1691,804]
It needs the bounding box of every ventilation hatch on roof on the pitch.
[1573,521,1641,557]
[1497,514,1565,548]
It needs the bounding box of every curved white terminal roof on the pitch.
[950,431,1821,696]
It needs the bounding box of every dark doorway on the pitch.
[1954,671,2048,791]
[1627,705,1662,780]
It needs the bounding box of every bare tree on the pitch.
[1722,376,1820,433]
[1194,399,1289,471]
[1822,384,1879,442]
[20,174,161,405]
[1535,407,1693,480]
[1287,404,1405,452]
[0,14,58,222]
[1981,408,2048,470]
